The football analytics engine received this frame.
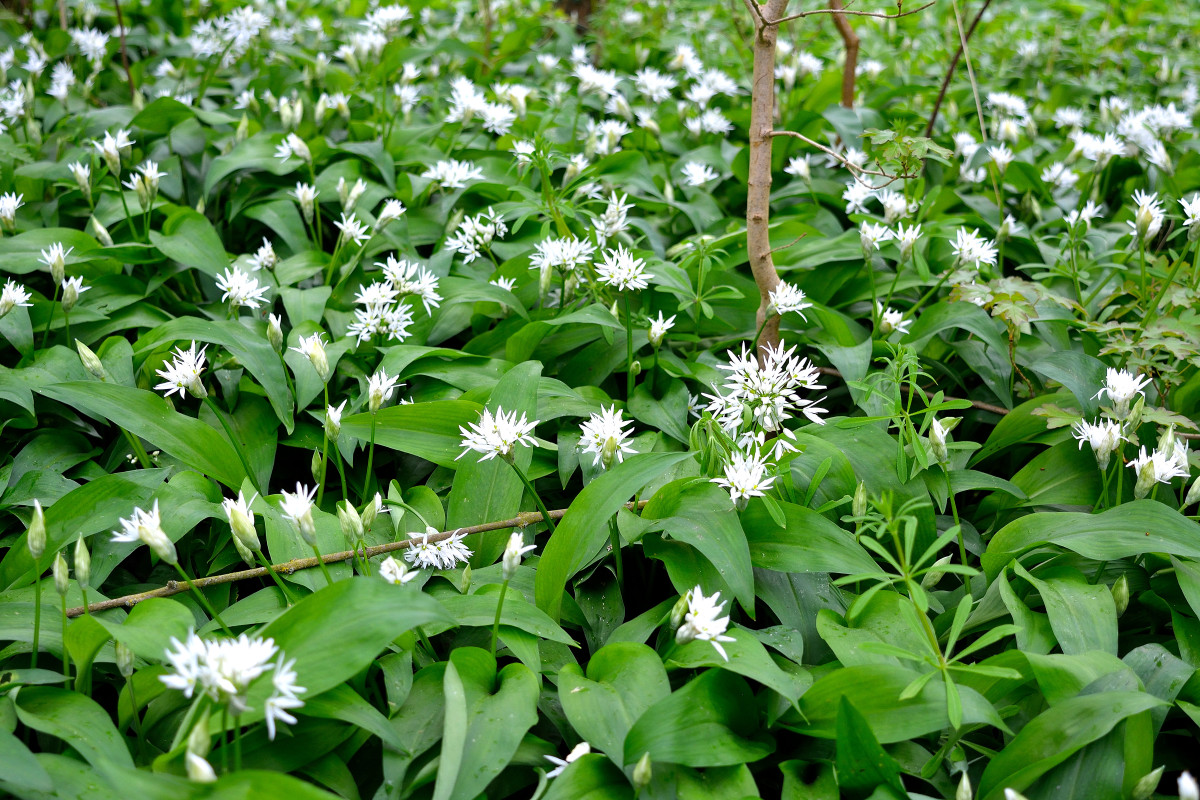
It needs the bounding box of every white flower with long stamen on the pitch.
[1072,419,1127,470]
[0,279,33,317]
[248,238,277,271]
[707,343,827,433]
[681,161,718,186]
[987,143,1015,174]
[784,154,811,181]
[860,222,891,254]
[712,451,777,505]
[1129,445,1189,499]
[1095,368,1151,419]
[951,227,999,269]
[422,159,484,190]
[580,406,636,469]
[446,208,507,263]
[648,312,675,348]
[381,256,442,313]
[335,212,371,246]
[0,192,23,232]
[875,303,911,336]
[596,246,651,291]
[216,266,269,310]
[279,483,318,545]
[502,532,537,580]
[376,198,406,228]
[404,527,472,570]
[367,369,401,413]
[325,400,346,441]
[155,341,208,399]
[894,222,922,261]
[768,282,812,319]
[545,742,591,779]
[458,406,539,463]
[290,333,330,381]
[675,585,736,661]
[111,500,177,564]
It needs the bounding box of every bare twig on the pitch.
[771,130,916,186]
[66,501,649,618]
[828,0,861,108]
[771,0,934,24]
[924,0,994,136]
[770,232,808,255]
[113,0,136,97]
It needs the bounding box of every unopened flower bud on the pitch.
[76,340,109,381]
[668,593,689,632]
[502,531,534,580]
[461,563,472,593]
[267,314,284,353]
[325,401,344,441]
[956,772,973,800]
[338,501,363,544]
[188,708,212,757]
[236,114,250,143]
[115,640,136,677]
[90,216,113,247]
[61,277,83,312]
[311,449,323,484]
[633,752,652,792]
[28,499,46,560]
[1111,574,1130,617]
[232,532,256,566]
[1126,396,1145,431]
[1003,790,1030,800]
[186,752,218,783]
[1180,771,1199,800]
[1132,766,1164,800]
[53,552,69,596]
[361,493,382,531]
[74,535,90,589]
[630,360,641,377]
[852,480,867,517]
[1185,476,1200,507]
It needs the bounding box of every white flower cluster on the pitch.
[161,630,305,739]
[579,405,636,469]
[458,406,538,462]
[446,207,507,263]
[404,527,472,570]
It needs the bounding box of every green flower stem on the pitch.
[417,627,437,661]
[255,549,297,605]
[751,314,772,353]
[41,284,59,349]
[362,412,378,502]
[63,308,71,349]
[220,708,229,772]
[944,466,965,565]
[127,674,145,759]
[1094,461,1114,512]
[489,579,509,657]
[1115,449,1126,506]
[1091,561,1108,585]
[234,721,243,771]
[121,427,153,468]
[317,387,331,506]
[865,256,879,329]
[623,293,636,399]
[116,178,139,241]
[60,596,71,689]
[1138,240,1148,300]
[509,461,556,535]
[609,516,624,589]
[334,447,350,503]
[201,396,261,495]
[311,544,334,587]
[31,569,41,669]
[172,562,232,635]
[1141,239,1194,331]
[1192,237,1200,290]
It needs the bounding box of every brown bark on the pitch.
[924,0,993,136]
[829,0,859,108]
[746,0,790,359]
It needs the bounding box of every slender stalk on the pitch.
[121,428,153,468]
[317,387,331,506]
[63,308,71,347]
[255,549,296,605]
[752,314,772,351]
[234,722,243,771]
[127,675,145,758]
[363,413,378,502]
[41,285,59,349]
[334,447,350,503]
[944,467,964,564]
[1115,451,1125,506]
[311,544,334,586]
[509,461,556,534]
[202,396,261,494]
[623,293,636,399]
[609,517,624,588]
[172,562,233,635]
[31,569,41,669]
[489,579,509,657]
[864,256,879,330]
[417,627,437,661]
[1138,240,1148,300]
[220,709,229,773]
[60,597,71,688]
[1141,239,1193,330]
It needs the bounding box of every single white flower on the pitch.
[768,282,812,319]
[596,246,651,291]
[1094,368,1151,419]
[502,531,537,580]
[222,491,260,552]
[380,555,420,585]
[290,332,330,382]
[681,161,718,186]
[712,451,776,506]
[154,341,208,400]
[875,303,911,337]
[545,742,591,779]
[1129,445,1189,499]
[675,585,735,661]
[111,500,177,564]
[367,369,401,413]
[0,279,33,317]
[279,483,318,545]
[1072,418,1127,470]
[404,526,472,570]
[580,406,636,469]
[648,312,675,348]
[458,406,539,463]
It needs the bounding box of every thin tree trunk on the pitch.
[746,0,790,359]
[924,0,993,136]
[830,0,859,108]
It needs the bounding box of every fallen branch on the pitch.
[67,501,647,618]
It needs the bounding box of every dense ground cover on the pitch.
[3,0,1200,797]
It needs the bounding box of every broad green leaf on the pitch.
[260,577,452,697]
[1031,351,1107,417]
[94,597,193,660]
[447,361,540,567]
[536,452,695,622]
[741,496,881,576]
[976,692,1166,800]
[437,591,576,645]
[541,754,634,800]
[14,687,133,768]
[135,317,295,432]
[341,400,484,469]
[983,501,1200,578]
[624,669,775,768]
[301,684,407,752]
[793,664,1008,742]
[148,206,229,277]
[835,697,905,798]
[1013,564,1118,655]
[667,628,811,704]
[37,381,248,489]
[0,726,52,793]
[204,132,300,197]
[433,648,539,800]
[642,479,755,612]
[558,642,670,768]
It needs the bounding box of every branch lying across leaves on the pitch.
[770,129,917,187]
[771,0,935,25]
[65,501,649,618]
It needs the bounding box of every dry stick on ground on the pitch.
[829,0,860,108]
[924,0,994,137]
[66,501,649,618]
